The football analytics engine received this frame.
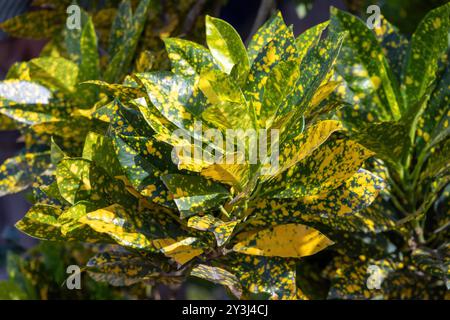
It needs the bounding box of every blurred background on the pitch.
[0,0,448,298]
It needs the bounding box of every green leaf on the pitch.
[55,159,92,205]
[161,174,230,218]
[250,169,388,233]
[5,62,31,80]
[330,7,402,120]
[416,64,450,150]
[15,204,64,241]
[104,0,151,83]
[327,256,446,299]
[0,152,50,197]
[295,21,329,62]
[233,223,333,258]
[259,60,299,128]
[108,0,133,58]
[244,23,297,126]
[273,120,343,178]
[199,70,254,130]
[190,264,242,299]
[373,15,409,83]
[296,169,390,233]
[205,15,249,85]
[327,257,394,299]
[58,201,108,241]
[64,9,88,65]
[422,138,450,183]
[246,12,290,64]
[222,254,297,300]
[164,38,219,76]
[83,132,123,178]
[0,80,51,104]
[0,10,63,39]
[263,136,374,198]
[188,214,238,246]
[136,72,207,131]
[79,17,101,82]
[403,3,450,108]
[0,81,72,125]
[277,31,345,140]
[87,251,164,286]
[27,57,80,93]
[78,204,155,251]
[0,281,27,300]
[200,163,250,192]
[153,237,205,265]
[349,121,409,168]
[0,114,16,130]
[412,248,449,287]
[82,80,145,101]
[50,138,65,166]
[111,132,175,207]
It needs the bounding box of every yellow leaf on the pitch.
[188,214,239,246]
[201,163,250,191]
[310,81,340,107]
[233,224,333,258]
[153,237,204,265]
[273,120,343,177]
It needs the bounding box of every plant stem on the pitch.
[414,220,425,244]
[219,205,231,221]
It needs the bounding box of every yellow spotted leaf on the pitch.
[233,224,333,258]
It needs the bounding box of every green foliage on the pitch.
[328,3,450,298]
[8,10,388,300]
[0,242,144,300]
[1,1,448,300]
[343,0,449,35]
[0,0,226,300]
[0,0,218,199]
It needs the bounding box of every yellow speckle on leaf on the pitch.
[433,18,442,29]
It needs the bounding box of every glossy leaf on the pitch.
[104,0,151,83]
[164,38,219,76]
[161,174,230,218]
[223,254,297,300]
[0,152,50,197]
[188,214,238,246]
[330,7,401,120]
[15,205,63,241]
[264,136,373,198]
[153,237,204,265]
[233,224,333,258]
[403,3,450,108]
[191,264,243,298]
[205,15,249,84]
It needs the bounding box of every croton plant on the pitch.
[0,0,223,299]
[0,0,221,198]
[323,4,450,299]
[0,1,448,300]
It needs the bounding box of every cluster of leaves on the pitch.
[0,0,216,70]
[9,9,392,299]
[0,0,223,299]
[343,0,449,35]
[317,4,450,299]
[0,0,221,198]
[1,0,448,300]
[0,242,141,300]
